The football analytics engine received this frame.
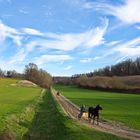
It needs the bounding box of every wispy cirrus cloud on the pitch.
[0,17,108,53]
[135,26,140,30]
[64,65,73,70]
[22,28,44,36]
[0,20,44,47]
[82,0,140,24]
[8,49,27,64]
[88,37,140,64]
[0,18,108,69]
[34,55,72,65]
[19,9,29,14]
[0,20,22,46]
[104,0,140,24]
[26,17,108,51]
[113,45,140,57]
[100,37,140,61]
[80,58,93,63]
[0,21,44,66]
[80,56,100,63]
[106,40,122,46]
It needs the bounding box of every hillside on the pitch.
[75,75,140,93]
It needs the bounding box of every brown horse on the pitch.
[88,105,103,125]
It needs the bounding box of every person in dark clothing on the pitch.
[56,91,60,96]
[78,105,86,120]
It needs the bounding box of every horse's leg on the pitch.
[81,112,83,118]
[88,111,90,118]
[88,112,91,122]
[93,115,95,125]
[97,115,99,125]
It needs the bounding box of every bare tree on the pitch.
[24,63,53,88]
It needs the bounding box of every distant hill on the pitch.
[75,75,140,93]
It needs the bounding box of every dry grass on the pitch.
[0,129,16,140]
[76,75,140,92]
[119,76,140,88]
[11,80,38,87]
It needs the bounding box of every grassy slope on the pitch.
[54,84,140,130]
[23,89,126,140]
[0,78,42,138]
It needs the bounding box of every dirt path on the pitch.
[52,91,140,140]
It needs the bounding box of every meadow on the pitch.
[54,84,140,130]
[23,89,125,140]
[0,78,42,138]
[0,78,125,140]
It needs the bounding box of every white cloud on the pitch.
[84,18,108,48]
[0,20,22,46]
[8,49,27,64]
[106,40,121,46]
[0,58,25,73]
[105,0,140,24]
[25,41,37,52]
[64,65,72,70]
[82,0,140,24]
[115,37,140,49]
[93,56,101,60]
[0,20,43,48]
[34,55,72,65]
[104,37,140,59]
[0,18,108,68]
[80,56,100,63]
[19,9,29,14]
[0,48,28,72]
[113,46,140,56]
[26,18,108,51]
[116,56,128,63]
[92,37,140,62]
[22,28,43,36]
[135,26,140,30]
[80,58,92,63]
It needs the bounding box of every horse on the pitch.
[88,105,103,125]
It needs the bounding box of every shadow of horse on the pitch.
[88,105,103,125]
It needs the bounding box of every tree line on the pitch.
[0,69,23,78]
[0,63,53,89]
[72,57,140,78]
[24,63,52,88]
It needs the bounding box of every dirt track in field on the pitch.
[53,92,140,140]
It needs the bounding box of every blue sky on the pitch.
[0,0,140,76]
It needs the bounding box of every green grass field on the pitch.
[23,89,125,140]
[0,78,42,138]
[0,78,126,140]
[54,84,140,130]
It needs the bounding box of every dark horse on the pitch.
[88,105,103,125]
